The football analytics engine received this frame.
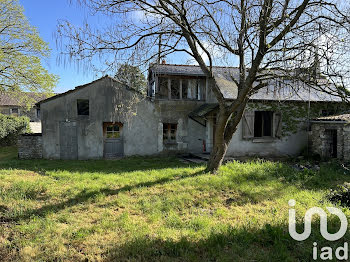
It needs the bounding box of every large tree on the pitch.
[0,0,57,106]
[57,0,350,173]
[115,64,147,93]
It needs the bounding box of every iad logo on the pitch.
[288,199,348,260]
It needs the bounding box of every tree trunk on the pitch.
[206,141,228,174]
[205,110,229,174]
[205,102,246,174]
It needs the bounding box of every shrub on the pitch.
[0,113,30,146]
[327,182,350,207]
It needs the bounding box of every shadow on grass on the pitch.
[6,170,206,222]
[104,217,350,262]
[0,155,202,175]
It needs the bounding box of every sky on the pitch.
[19,0,98,93]
[18,0,238,94]
[18,0,193,94]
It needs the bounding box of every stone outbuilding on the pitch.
[311,113,350,160]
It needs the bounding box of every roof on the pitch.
[250,80,342,102]
[189,103,218,118]
[0,92,49,107]
[150,64,342,102]
[314,113,350,122]
[38,75,139,105]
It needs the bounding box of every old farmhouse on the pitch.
[0,92,45,133]
[31,64,346,160]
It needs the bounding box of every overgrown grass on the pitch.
[0,146,350,261]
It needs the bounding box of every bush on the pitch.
[328,182,350,207]
[0,113,30,146]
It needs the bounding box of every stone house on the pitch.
[311,114,350,160]
[0,92,45,133]
[36,64,345,160]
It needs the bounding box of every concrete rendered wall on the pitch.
[155,100,207,154]
[41,77,159,159]
[226,119,307,157]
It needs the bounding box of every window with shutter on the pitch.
[242,111,255,139]
[273,112,282,138]
[242,110,282,140]
[254,111,273,137]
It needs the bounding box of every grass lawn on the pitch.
[0,147,350,261]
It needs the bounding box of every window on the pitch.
[163,123,177,143]
[171,79,180,99]
[36,108,40,118]
[321,109,335,117]
[77,99,89,116]
[182,79,188,99]
[10,108,19,116]
[106,124,121,138]
[158,77,168,99]
[254,111,273,137]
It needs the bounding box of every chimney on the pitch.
[162,59,166,65]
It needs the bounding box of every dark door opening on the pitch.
[254,111,273,137]
[325,129,337,158]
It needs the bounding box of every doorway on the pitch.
[59,121,78,160]
[103,122,124,158]
[324,129,337,158]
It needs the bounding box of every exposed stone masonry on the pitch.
[18,134,43,159]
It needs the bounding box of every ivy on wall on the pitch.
[246,101,349,137]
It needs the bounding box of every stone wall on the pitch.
[18,134,43,159]
[310,122,349,160]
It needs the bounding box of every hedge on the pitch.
[0,113,31,146]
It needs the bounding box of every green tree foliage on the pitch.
[114,64,147,93]
[0,0,58,106]
[0,113,30,146]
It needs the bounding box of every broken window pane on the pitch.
[77,99,89,116]
[158,77,168,99]
[163,123,177,143]
[187,79,197,99]
[171,79,180,99]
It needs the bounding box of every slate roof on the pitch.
[150,64,342,102]
[38,75,141,105]
[314,113,350,122]
[0,92,49,106]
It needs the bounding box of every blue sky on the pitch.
[19,0,97,93]
[18,0,238,94]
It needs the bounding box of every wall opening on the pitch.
[103,122,124,158]
[254,111,273,137]
[77,99,89,116]
[324,129,337,158]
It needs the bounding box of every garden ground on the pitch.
[0,147,349,261]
